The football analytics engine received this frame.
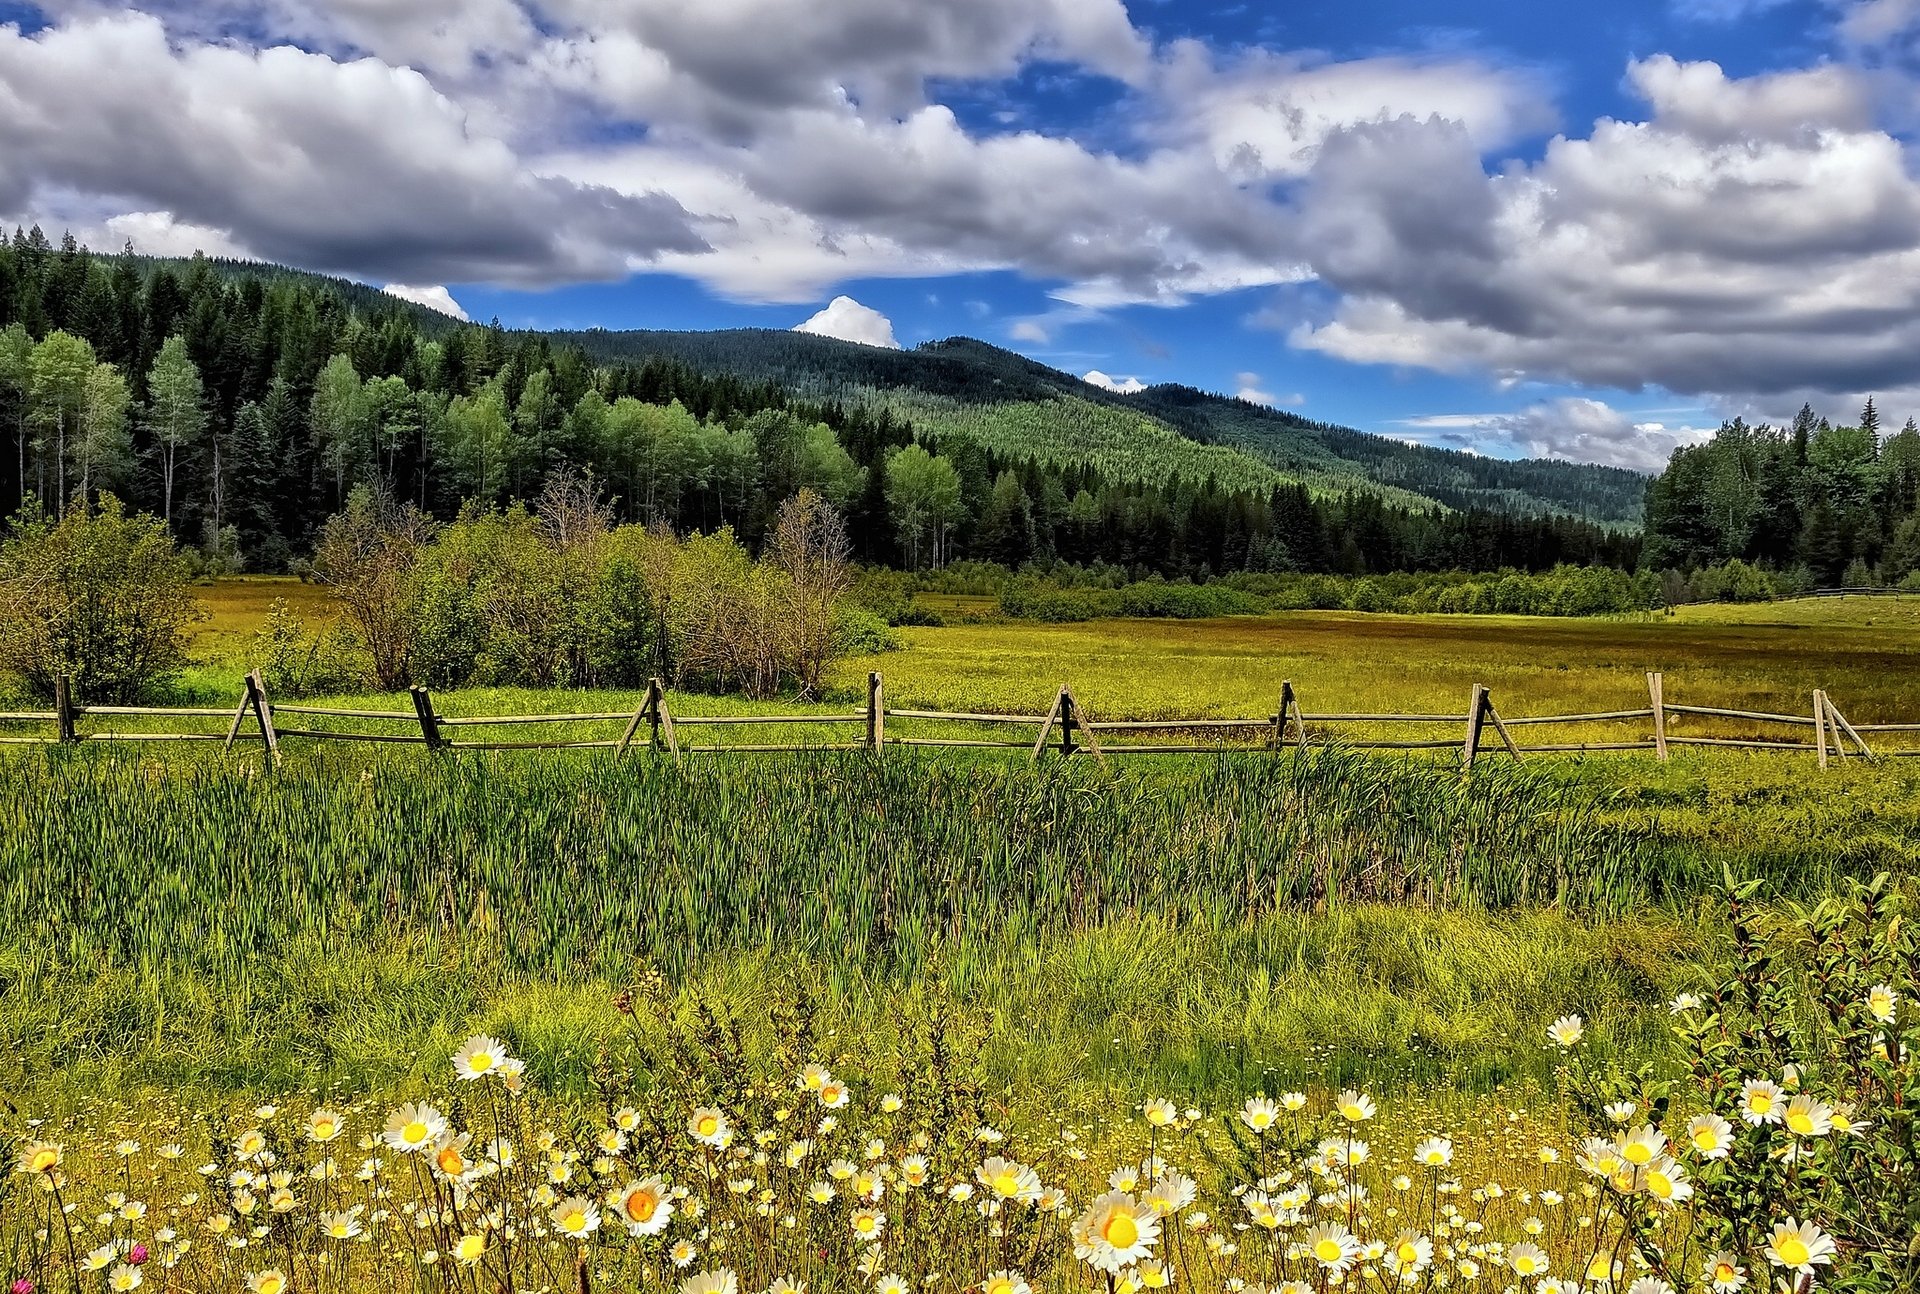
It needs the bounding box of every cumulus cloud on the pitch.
[1287,56,1920,401]
[1009,321,1052,345]
[1396,399,1715,471]
[794,296,900,349]
[1083,370,1147,394]
[384,284,471,320]
[0,12,703,284]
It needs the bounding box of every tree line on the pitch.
[0,232,1640,581]
[1642,399,1920,586]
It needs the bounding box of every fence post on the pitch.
[1030,690,1065,763]
[648,677,681,764]
[1825,694,1875,761]
[1462,683,1488,771]
[867,671,885,756]
[1813,689,1830,770]
[1484,691,1524,762]
[54,674,76,744]
[1059,688,1076,760]
[247,669,281,768]
[1647,671,1669,762]
[410,686,445,751]
[1062,686,1107,769]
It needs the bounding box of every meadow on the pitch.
[4,583,1918,1291]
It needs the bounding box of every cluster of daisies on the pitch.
[3,1019,1867,1294]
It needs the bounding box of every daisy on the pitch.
[1702,1252,1747,1291]
[245,1271,288,1294]
[16,1142,61,1175]
[1509,1242,1549,1277]
[1764,1218,1836,1276]
[452,1035,510,1079]
[107,1266,142,1292]
[381,1103,447,1155]
[549,1196,601,1240]
[1142,1098,1178,1128]
[1387,1232,1433,1276]
[1302,1222,1363,1274]
[689,1108,731,1148]
[1643,1156,1691,1205]
[1413,1137,1454,1168]
[1616,1126,1666,1167]
[617,1177,673,1236]
[453,1233,487,1266]
[1073,1191,1160,1272]
[1335,1091,1375,1123]
[1738,1080,1785,1126]
[1685,1113,1733,1159]
[1783,1094,1833,1138]
[1548,1015,1584,1048]
[1240,1096,1279,1132]
[306,1111,343,1144]
[319,1210,362,1241]
[818,1080,850,1110]
[433,1133,473,1180]
[850,1208,885,1242]
[1867,983,1898,1024]
[978,1157,1042,1204]
[981,1272,1031,1294]
[873,1276,908,1294]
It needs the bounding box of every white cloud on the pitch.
[1287,57,1920,401]
[794,296,900,349]
[384,284,470,320]
[1010,320,1051,344]
[1083,369,1147,393]
[1234,373,1280,406]
[1396,398,1715,471]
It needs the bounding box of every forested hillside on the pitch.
[0,234,1638,579]
[1642,402,1920,586]
[560,329,1650,521]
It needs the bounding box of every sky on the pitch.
[3,1,1920,470]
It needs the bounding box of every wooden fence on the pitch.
[0,670,1912,772]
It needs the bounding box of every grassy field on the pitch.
[4,581,1917,1290]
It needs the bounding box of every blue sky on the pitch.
[3,0,1918,469]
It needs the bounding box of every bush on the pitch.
[0,495,204,702]
[833,607,901,655]
[253,597,358,699]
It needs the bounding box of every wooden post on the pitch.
[1826,694,1875,762]
[247,669,280,768]
[1061,686,1107,770]
[1647,671,1669,762]
[411,686,445,751]
[53,674,76,744]
[1462,683,1489,771]
[649,677,681,764]
[1059,688,1076,760]
[1273,680,1303,752]
[1813,689,1830,770]
[223,678,255,750]
[1484,692,1523,762]
[1030,690,1066,763]
[867,671,885,756]
[616,689,652,756]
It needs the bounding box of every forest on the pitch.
[0,232,1638,579]
[1642,402,1920,586]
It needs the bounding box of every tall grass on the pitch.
[0,748,1679,978]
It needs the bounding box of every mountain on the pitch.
[551,328,1648,524]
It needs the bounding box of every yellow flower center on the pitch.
[470,1052,494,1072]
[1715,1262,1737,1281]
[697,1117,719,1137]
[30,1149,58,1173]
[856,1216,875,1233]
[259,1277,285,1294]
[1515,1256,1538,1275]
[992,1172,1020,1197]
[1692,1130,1718,1151]
[1747,1094,1772,1114]
[1397,1242,1420,1264]
[1787,1112,1814,1135]
[1623,1142,1654,1165]
[1103,1210,1140,1249]
[457,1236,485,1260]
[437,1147,466,1176]
[1776,1236,1809,1267]
[625,1189,658,1222]
[1648,1170,1673,1199]
[561,1210,585,1233]
[987,1282,1013,1294]
[403,1122,429,1145]
[1315,1238,1345,1263]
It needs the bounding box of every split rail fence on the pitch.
[0,670,1913,771]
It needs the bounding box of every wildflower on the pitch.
[1143,1170,1196,1217]
[1413,1137,1454,1168]
[1764,1218,1835,1276]
[381,1104,447,1155]
[1603,1101,1638,1124]
[306,1111,343,1144]
[433,1133,472,1179]
[453,1233,487,1266]
[1134,1259,1171,1288]
[1335,1090,1375,1123]
[981,1273,1031,1294]
[873,1276,907,1294]
[1302,1222,1362,1274]
[1738,1080,1785,1126]
[617,1177,673,1236]
[818,1080,850,1110]
[1643,1157,1692,1205]
[452,1035,510,1079]
[107,1266,142,1293]
[1867,983,1898,1024]
[1617,1126,1666,1167]
[245,1271,288,1294]
[1073,1191,1160,1272]
[880,1093,903,1113]
[1240,1096,1279,1132]
[850,1208,885,1242]
[1669,993,1702,1013]
[1684,1113,1733,1159]
[1281,1091,1308,1112]
[1626,1280,1674,1294]
[233,1129,268,1160]
[15,1142,61,1175]
[1142,1098,1178,1128]
[670,1240,699,1268]
[1783,1094,1833,1138]
[1547,1015,1584,1049]
[690,1108,731,1148]
[1702,1252,1747,1291]
[319,1210,362,1241]
[978,1157,1041,1204]
[549,1196,601,1240]
[1509,1242,1549,1277]
[1386,1233,1433,1276]
[680,1271,738,1294]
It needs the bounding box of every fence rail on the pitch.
[0,670,1908,771]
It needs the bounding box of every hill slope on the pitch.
[555,328,1647,523]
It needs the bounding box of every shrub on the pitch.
[0,495,204,702]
